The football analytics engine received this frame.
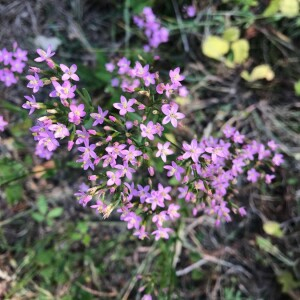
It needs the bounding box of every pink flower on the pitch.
[247,168,260,183]
[48,123,70,139]
[34,45,55,62]
[26,73,44,93]
[156,83,165,94]
[161,103,185,127]
[272,154,284,166]
[90,106,108,126]
[265,174,275,184]
[140,121,156,140]
[105,62,115,72]
[23,95,40,115]
[113,96,135,116]
[164,161,185,181]
[182,139,203,162]
[167,204,181,220]
[156,142,173,162]
[106,171,122,186]
[169,67,185,87]
[151,227,172,240]
[60,64,79,81]
[68,103,86,125]
[0,115,8,131]
[133,226,149,239]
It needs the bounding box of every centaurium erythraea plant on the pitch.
[24,46,284,241]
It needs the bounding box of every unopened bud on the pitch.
[68,141,74,151]
[109,116,116,122]
[138,104,146,110]
[143,153,149,160]
[106,135,112,142]
[88,129,97,135]
[148,166,155,176]
[88,175,98,181]
[152,110,158,115]
[104,126,112,131]
[133,120,139,126]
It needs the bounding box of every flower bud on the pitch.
[88,129,97,135]
[109,116,116,122]
[138,104,146,110]
[88,175,97,181]
[148,166,155,176]
[106,135,112,142]
[68,141,74,151]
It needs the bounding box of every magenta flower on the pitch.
[156,83,165,94]
[152,227,172,240]
[23,95,40,115]
[26,73,44,93]
[60,64,79,81]
[106,171,122,186]
[140,121,156,140]
[0,115,8,131]
[124,212,142,229]
[113,96,135,116]
[152,211,169,227]
[205,146,228,163]
[164,161,185,181]
[182,139,203,162]
[78,143,98,160]
[156,142,174,162]
[133,226,149,240]
[48,123,70,139]
[247,168,260,183]
[121,145,142,163]
[135,185,150,203]
[265,174,275,184]
[115,161,135,180]
[105,143,126,158]
[161,103,185,127]
[167,204,181,220]
[34,45,55,62]
[134,61,149,78]
[169,67,185,87]
[68,103,86,125]
[105,62,115,72]
[272,154,284,166]
[90,106,108,126]
[60,81,76,99]
[146,191,165,211]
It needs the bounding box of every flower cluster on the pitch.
[106,58,189,98]
[0,42,27,87]
[133,7,169,52]
[24,47,283,241]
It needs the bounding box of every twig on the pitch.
[176,254,235,277]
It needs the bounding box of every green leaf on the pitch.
[32,212,45,223]
[263,221,283,238]
[37,196,48,215]
[277,271,300,293]
[256,236,279,255]
[5,184,23,205]
[202,36,230,60]
[47,207,63,219]
[294,80,300,96]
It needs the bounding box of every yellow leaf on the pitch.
[202,36,230,60]
[263,221,283,238]
[165,133,177,145]
[175,96,191,106]
[279,0,299,18]
[223,27,240,42]
[242,64,275,82]
[231,39,250,64]
[263,0,280,17]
